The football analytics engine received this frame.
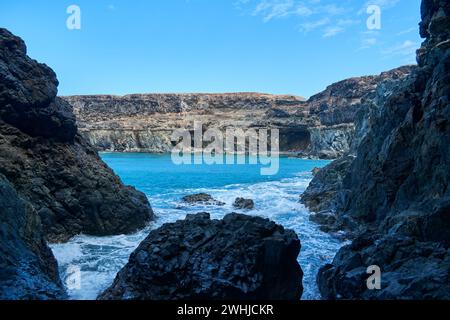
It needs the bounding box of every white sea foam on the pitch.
[51,171,342,300]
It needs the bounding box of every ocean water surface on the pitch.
[51,153,343,300]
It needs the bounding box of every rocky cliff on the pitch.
[0,27,154,242]
[0,174,66,299]
[63,69,413,159]
[99,213,302,300]
[303,0,450,299]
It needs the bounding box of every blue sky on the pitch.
[0,0,422,98]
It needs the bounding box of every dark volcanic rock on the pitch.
[307,66,415,127]
[0,128,154,242]
[99,213,303,300]
[318,234,450,300]
[302,66,415,217]
[0,30,76,142]
[181,193,225,206]
[0,174,66,299]
[313,0,450,300]
[0,28,154,242]
[301,156,354,215]
[233,197,255,210]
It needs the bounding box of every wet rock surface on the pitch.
[233,197,255,210]
[181,193,225,206]
[99,213,303,300]
[301,155,354,216]
[0,174,66,299]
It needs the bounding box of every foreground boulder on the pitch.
[99,213,303,300]
[0,28,154,242]
[0,174,66,299]
[233,197,255,210]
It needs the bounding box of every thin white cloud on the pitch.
[396,27,417,36]
[320,4,347,16]
[381,40,419,63]
[323,26,344,38]
[298,17,330,33]
[236,0,411,45]
[366,0,400,8]
[337,18,361,26]
[244,0,354,37]
[253,0,313,22]
[358,0,400,14]
[360,37,377,49]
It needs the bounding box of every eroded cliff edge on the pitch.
[302,0,450,299]
[63,67,413,159]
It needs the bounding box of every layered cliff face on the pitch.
[0,28,154,244]
[63,69,413,159]
[303,0,450,299]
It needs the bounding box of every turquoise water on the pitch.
[51,154,343,300]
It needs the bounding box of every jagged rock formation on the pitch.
[0,174,66,299]
[99,213,302,300]
[303,0,450,299]
[63,69,416,159]
[0,27,154,244]
[301,66,416,232]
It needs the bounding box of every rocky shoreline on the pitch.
[1,0,448,301]
[0,28,303,300]
[0,27,154,298]
[302,0,450,300]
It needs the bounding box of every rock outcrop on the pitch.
[303,0,450,299]
[63,68,415,159]
[233,197,255,210]
[99,213,302,300]
[181,193,225,206]
[0,174,66,299]
[0,27,154,243]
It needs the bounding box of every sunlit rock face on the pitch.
[63,67,414,159]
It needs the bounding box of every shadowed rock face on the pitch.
[99,213,303,300]
[0,174,66,299]
[303,0,450,300]
[62,68,413,159]
[0,28,154,243]
[0,31,76,142]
